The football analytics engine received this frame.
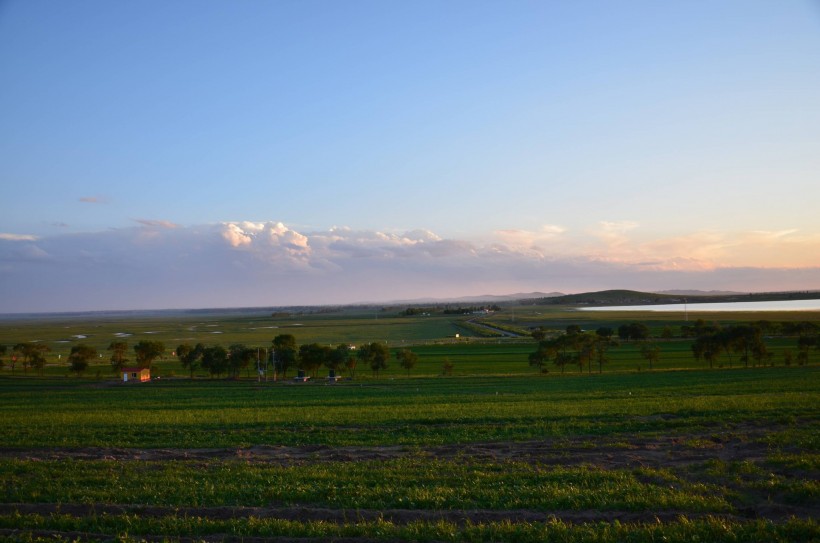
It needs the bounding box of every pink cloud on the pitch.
[1,221,819,312]
[0,233,39,241]
[134,219,179,229]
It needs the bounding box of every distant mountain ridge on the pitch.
[4,289,819,318]
[533,289,820,306]
[653,289,742,296]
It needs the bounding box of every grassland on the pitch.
[0,305,818,542]
[2,303,818,378]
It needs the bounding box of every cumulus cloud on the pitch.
[221,222,307,248]
[221,223,253,247]
[1,220,818,312]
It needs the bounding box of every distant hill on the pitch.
[535,289,820,306]
[534,290,683,306]
[653,289,742,296]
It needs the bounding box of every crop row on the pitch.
[0,458,735,512]
[1,369,817,448]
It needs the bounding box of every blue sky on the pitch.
[1,1,819,312]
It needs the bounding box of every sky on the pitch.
[1,1,819,312]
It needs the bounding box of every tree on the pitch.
[177,343,203,379]
[356,343,372,375]
[531,327,547,341]
[751,340,771,367]
[577,333,597,374]
[596,327,614,339]
[632,323,650,341]
[327,343,354,375]
[552,334,578,374]
[692,334,722,369]
[396,348,418,376]
[201,345,229,377]
[272,334,298,378]
[108,341,129,373]
[528,340,556,373]
[639,342,660,371]
[13,343,50,375]
[133,340,165,369]
[618,323,650,342]
[228,344,256,378]
[299,343,331,377]
[796,336,815,366]
[782,321,819,338]
[593,334,618,373]
[68,344,97,376]
[554,351,576,374]
[566,324,582,336]
[358,342,389,377]
[30,345,49,375]
[369,342,390,377]
[345,348,358,378]
[726,325,764,368]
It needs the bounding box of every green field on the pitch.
[0,306,818,542]
[2,304,818,379]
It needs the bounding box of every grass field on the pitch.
[2,303,818,378]
[0,306,818,541]
[1,367,818,542]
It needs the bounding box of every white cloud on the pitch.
[221,223,254,247]
[1,220,818,312]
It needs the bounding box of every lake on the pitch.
[580,298,820,312]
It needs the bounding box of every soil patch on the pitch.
[0,432,773,469]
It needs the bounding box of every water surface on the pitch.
[581,299,820,312]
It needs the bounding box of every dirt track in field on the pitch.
[0,431,772,469]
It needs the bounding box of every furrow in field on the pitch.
[0,433,774,468]
[0,502,782,524]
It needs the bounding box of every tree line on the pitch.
[528,320,819,373]
[0,334,424,379]
[400,305,500,316]
[528,325,623,374]
[0,340,168,376]
[170,334,421,379]
[687,320,818,368]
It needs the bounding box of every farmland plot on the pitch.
[0,367,818,542]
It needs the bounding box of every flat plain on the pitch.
[0,304,818,542]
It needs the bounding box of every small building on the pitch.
[122,367,150,383]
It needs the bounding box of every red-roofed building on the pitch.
[122,367,150,382]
